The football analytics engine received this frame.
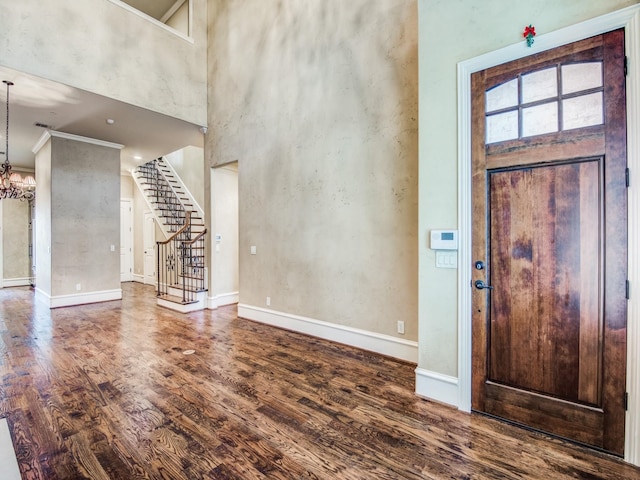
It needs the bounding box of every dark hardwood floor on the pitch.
[1,283,639,479]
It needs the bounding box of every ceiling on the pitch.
[0,65,204,174]
[122,0,183,22]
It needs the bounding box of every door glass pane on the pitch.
[522,102,558,137]
[486,79,518,112]
[486,111,519,143]
[562,63,602,94]
[563,92,603,130]
[522,67,558,103]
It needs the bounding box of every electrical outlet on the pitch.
[397,321,405,334]
[76,283,82,291]
[266,296,271,306]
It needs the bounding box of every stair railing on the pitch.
[179,229,207,302]
[156,211,207,303]
[137,159,186,233]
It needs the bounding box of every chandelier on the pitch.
[0,80,36,201]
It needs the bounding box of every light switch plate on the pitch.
[435,250,457,269]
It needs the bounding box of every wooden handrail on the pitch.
[181,228,207,245]
[157,211,192,246]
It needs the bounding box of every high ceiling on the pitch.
[0,66,204,174]
[122,0,183,22]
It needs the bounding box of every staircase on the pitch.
[133,158,207,312]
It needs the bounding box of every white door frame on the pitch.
[457,5,640,464]
[120,199,133,282]
[143,211,156,286]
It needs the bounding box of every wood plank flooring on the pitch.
[1,282,639,479]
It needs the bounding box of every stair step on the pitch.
[157,294,199,305]
[136,157,205,248]
[164,282,207,293]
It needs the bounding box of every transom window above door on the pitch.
[485,62,604,144]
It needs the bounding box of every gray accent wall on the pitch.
[35,134,121,302]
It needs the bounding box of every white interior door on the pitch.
[144,212,156,285]
[120,200,133,282]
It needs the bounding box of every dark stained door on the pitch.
[471,30,627,455]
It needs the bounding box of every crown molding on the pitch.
[33,130,124,155]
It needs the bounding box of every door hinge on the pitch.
[626,168,630,188]
[624,56,628,76]
[626,280,630,300]
[624,392,629,411]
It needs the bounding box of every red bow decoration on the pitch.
[523,25,536,47]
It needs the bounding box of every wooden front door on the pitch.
[471,30,627,455]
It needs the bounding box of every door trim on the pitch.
[457,5,640,464]
[143,211,156,286]
[120,198,133,282]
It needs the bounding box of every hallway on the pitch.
[0,283,638,479]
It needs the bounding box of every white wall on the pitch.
[0,0,206,125]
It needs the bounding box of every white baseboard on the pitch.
[36,288,122,308]
[208,291,239,309]
[132,274,145,283]
[415,367,459,408]
[1,277,31,288]
[238,304,418,363]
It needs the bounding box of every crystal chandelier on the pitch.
[0,80,36,201]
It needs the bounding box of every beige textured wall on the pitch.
[0,0,207,125]
[166,146,205,209]
[208,0,418,339]
[121,174,134,199]
[2,199,30,281]
[418,0,640,376]
[46,136,121,297]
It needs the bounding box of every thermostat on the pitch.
[430,230,458,250]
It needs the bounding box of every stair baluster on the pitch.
[134,158,207,306]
